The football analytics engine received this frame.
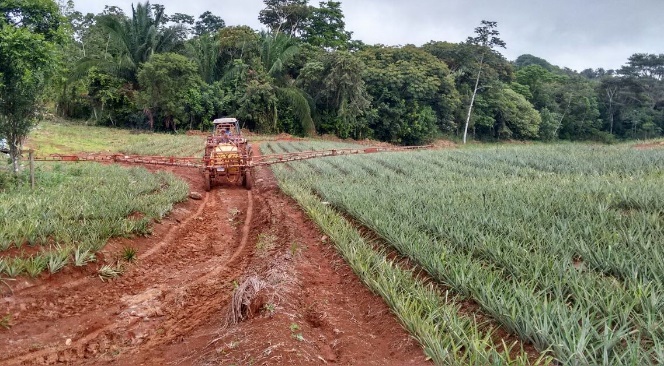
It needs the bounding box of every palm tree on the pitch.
[185,34,222,84]
[254,32,315,135]
[95,1,180,83]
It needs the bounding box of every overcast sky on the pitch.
[72,0,663,71]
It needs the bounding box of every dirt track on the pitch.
[1,158,429,365]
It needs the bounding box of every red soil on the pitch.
[0,157,429,365]
[634,141,664,150]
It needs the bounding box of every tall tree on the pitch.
[359,45,460,144]
[462,20,506,144]
[298,51,370,137]
[258,0,311,37]
[193,11,225,36]
[137,52,202,131]
[232,32,315,135]
[303,1,351,50]
[0,0,64,173]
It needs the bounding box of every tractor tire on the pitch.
[243,169,253,190]
[204,171,211,192]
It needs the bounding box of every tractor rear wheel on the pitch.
[243,169,253,190]
[204,171,211,192]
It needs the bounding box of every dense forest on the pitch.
[3,0,664,153]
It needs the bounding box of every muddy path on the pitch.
[1,157,429,365]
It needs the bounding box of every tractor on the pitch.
[33,118,434,192]
[202,118,253,191]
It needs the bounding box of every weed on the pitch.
[264,303,276,315]
[0,314,11,329]
[292,333,304,342]
[289,323,300,332]
[289,241,305,257]
[121,246,138,262]
[227,207,240,222]
[256,233,277,254]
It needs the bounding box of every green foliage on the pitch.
[360,45,460,143]
[258,0,311,37]
[32,1,664,144]
[269,141,664,364]
[489,87,541,139]
[302,1,352,50]
[137,52,203,131]
[265,141,553,365]
[217,26,261,72]
[193,11,225,36]
[0,0,64,172]
[538,107,561,141]
[96,1,181,83]
[0,162,188,277]
[298,51,370,138]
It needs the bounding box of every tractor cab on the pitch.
[213,118,239,135]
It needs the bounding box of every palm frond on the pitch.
[277,86,316,136]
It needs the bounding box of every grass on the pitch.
[121,246,138,262]
[0,162,188,278]
[0,314,11,329]
[25,119,206,157]
[266,140,664,365]
[256,233,277,255]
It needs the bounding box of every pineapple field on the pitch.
[265,141,664,365]
[2,122,663,365]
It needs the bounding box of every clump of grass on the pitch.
[256,233,277,254]
[121,246,138,262]
[0,314,11,330]
[289,241,305,257]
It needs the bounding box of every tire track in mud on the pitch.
[1,184,256,365]
[10,192,214,299]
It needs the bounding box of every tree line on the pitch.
[3,0,664,167]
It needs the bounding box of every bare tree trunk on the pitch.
[606,87,617,135]
[463,58,484,144]
[9,135,21,175]
[145,108,154,130]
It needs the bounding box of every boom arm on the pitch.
[33,145,433,169]
[252,145,432,167]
